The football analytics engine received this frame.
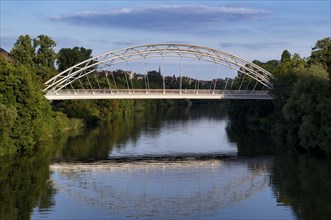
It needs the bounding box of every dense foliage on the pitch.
[0,35,85,156]
[229,37,331,157]
[57,47,92,72]
[0,56,83,155]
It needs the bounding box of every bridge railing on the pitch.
[51,89,270,95]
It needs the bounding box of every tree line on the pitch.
[228,37,331,157]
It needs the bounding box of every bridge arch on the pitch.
[44,43,274,95]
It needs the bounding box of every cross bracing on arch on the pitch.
[44,43,274,95]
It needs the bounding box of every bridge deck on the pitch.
[45,89,273,100]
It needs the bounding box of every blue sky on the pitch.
[1,0,330,63]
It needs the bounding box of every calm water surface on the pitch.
[34,103,291,219]
[1,103,330,220]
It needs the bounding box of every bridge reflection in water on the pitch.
[50,158,271,219]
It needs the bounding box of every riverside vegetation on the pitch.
[228,37,331,157]
[0,35,330,157]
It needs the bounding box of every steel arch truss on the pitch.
[44,43,274,94]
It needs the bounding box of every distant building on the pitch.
[135,74,144,80]
[0,48,13,62]
[164,76,173,81]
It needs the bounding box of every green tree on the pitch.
[0,103,17,141]
[33,34,57,68]
[147,70,163,88]
[9,34,57,80]
[0,55,82,155]
[279,51,306,75]
[253,60,280,75]
[273,53,306,108]
[291,53,306,71]
[281,50,291,63]
[309,37,331,75]
[283,64,331,155]
[10,35,35,66]
[57,47,93,72]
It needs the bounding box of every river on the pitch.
[1,103,330,220]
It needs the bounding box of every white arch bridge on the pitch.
[44,44,274,100]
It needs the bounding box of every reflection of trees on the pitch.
[0,148,55,220]
[0,128,80,220]
[50,158,271,219]
[271,153,331,220]
[56,103,230,161]
[226,119,276,156]
[56,126,114,161]
[57,102,279,161]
